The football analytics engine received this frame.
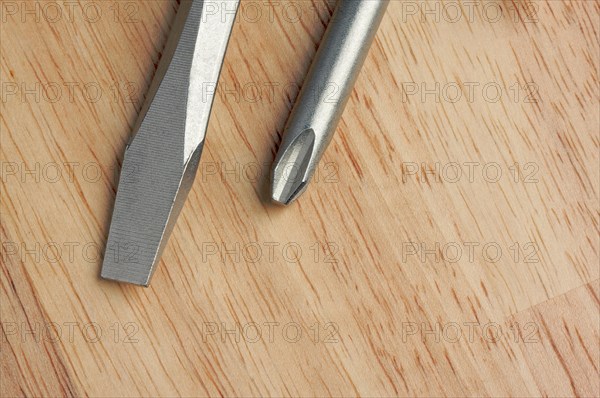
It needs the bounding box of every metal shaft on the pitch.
[101,0,239,286]
[271,0,389,205]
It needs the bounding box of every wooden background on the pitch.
[1,0,599,396]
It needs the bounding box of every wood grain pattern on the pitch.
[1,0,598,396]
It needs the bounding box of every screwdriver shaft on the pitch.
[101,0,239,286]
[271,0,389,205]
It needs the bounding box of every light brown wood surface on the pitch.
[1,0,599,396]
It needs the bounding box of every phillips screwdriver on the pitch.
[271,0,389,205]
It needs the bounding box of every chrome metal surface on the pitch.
[271,0,389,205]
[101,0,239,286]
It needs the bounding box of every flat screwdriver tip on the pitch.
[101,266,152,287]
